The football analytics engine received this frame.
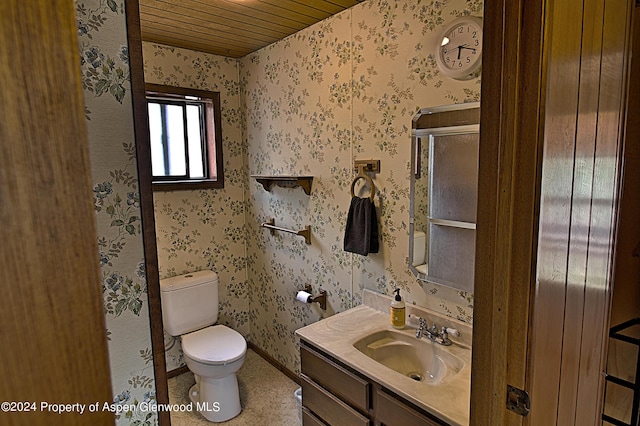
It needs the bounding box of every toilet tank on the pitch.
[160,270,219,336]
[413,231,427,266]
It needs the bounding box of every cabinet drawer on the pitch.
[302,375,370,426]
[302,406,327,426]
[376,388,444,426]
[301,344,370,412]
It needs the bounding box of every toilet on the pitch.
[412,231,426,266]
[160,270,246,422]
[413,231,428,274]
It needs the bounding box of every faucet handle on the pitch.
[408,313,424,326]
[414,316,427,339]
[445,327,460,337]
[440,326,452,345]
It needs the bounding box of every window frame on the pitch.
[145,83,224,191]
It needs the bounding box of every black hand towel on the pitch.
[344,196,379,256]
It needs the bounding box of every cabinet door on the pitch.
[425,132,479,293]
[375,388,445,426]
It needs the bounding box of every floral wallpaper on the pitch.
[241,0,481,374]
[78,0,482,407]
[142,42,248,371]
[76,1,155,425]
[142,0,481,377]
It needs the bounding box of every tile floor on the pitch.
[168,349,300,425]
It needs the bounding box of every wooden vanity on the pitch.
[295,291,471,425]
[300,341,446,425]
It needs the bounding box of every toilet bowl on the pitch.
[182,325,246,421]
[160,271,247,422]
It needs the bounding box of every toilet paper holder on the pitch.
[301,285,327,311]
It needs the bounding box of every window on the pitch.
[145,84,224,190]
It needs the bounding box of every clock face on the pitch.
[436,17,483,80]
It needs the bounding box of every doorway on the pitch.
[471,0,637,424]
[125,1,638,426]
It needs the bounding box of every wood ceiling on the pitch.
[139,0,365,58]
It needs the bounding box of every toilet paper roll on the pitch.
[296,290,313,303]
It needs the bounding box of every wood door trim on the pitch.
[124,1,170,425]
[471,0,546,424]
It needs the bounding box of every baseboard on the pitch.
[165,344,301,386]
[167,365,189,379]
[247,342,301,386]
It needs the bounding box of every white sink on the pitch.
[353,329,464,385]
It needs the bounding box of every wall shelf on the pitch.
[252,175,313,195]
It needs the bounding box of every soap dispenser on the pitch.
[390,288,405,329]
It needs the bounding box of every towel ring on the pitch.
[350,168,376,201]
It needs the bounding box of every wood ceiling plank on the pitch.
[140,23,268,51]
[248,0,337,20]
[138,0,365,58]
[263,0,352,16]
[142,32,251,57]
[141,6,292,38]
[141,0,299,34]
[146,0,315,29]
[140,8,283,44]
[215,0,326,25]
[322,0,364,8]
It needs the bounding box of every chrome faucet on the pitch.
[415,317,428,339]
[414,316,459,346]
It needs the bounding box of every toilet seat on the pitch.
[182,325,246,365]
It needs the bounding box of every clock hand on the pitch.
[459,44,477,53]
[457,45,462,60]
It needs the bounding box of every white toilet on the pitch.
[413,231,428,274]
[160,270,247,422]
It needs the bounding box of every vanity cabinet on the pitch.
[300,342,447,426]
[301,343,370,425]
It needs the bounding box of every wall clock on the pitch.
[435,16,483,80]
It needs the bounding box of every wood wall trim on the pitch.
[611,0,640,327]
[167,365,190,379]
[470,0,545,424]
[248,342,302,386]
[167,343,301,385]
[166,344,300,385]
[124,1,170,425]
[532,0,632,423]
[473,0,633,423]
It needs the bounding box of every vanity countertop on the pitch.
[295,291,471,426]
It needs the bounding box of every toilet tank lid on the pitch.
[160,270,218,292]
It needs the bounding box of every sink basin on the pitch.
[353,329,464,385]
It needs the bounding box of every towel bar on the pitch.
[261,218,311,244]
